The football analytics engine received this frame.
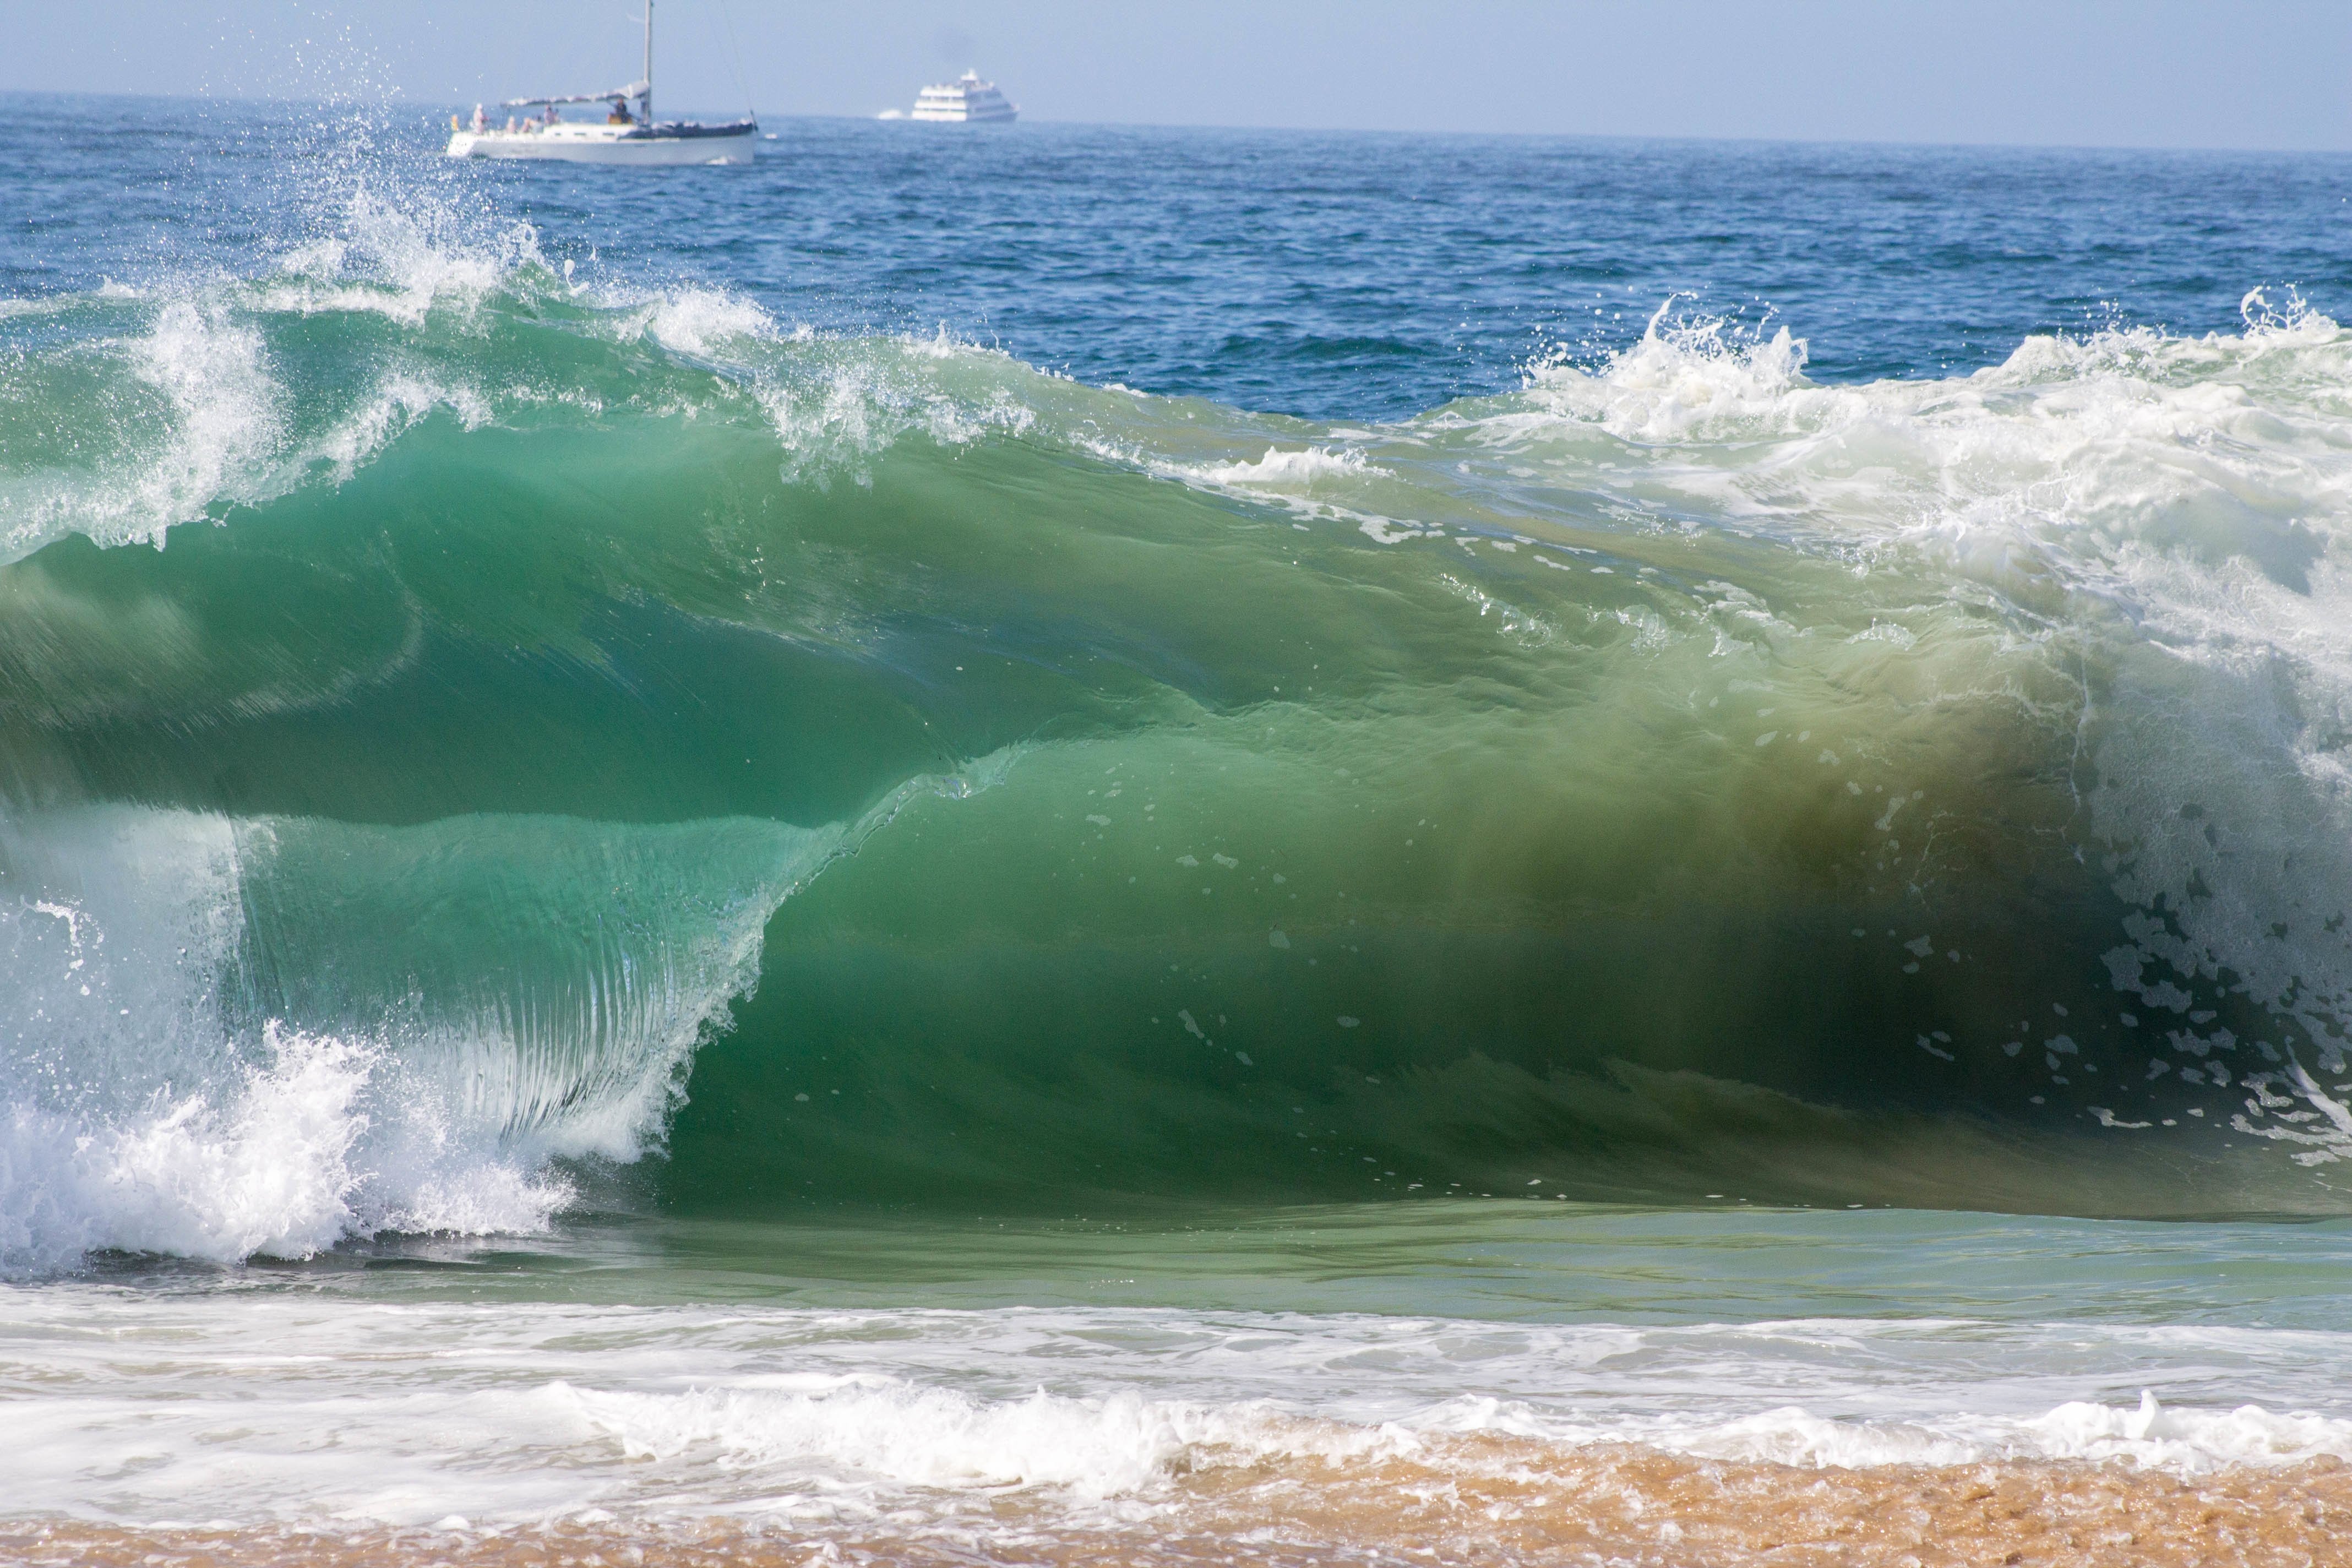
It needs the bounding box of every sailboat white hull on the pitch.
[448,124,757,165]
[453,1,753,168]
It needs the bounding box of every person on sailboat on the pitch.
[444,0,755,164]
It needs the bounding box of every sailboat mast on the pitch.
[642,0,654,124]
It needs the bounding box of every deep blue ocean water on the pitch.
[10,94,2351,418]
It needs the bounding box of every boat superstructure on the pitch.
[909,72,1017,123]
[447,1,756,165]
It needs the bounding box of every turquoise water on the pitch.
[3,93,2352,1542]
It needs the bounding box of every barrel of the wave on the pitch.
[445,0,756,165]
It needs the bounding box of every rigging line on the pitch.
[715,0,755,121]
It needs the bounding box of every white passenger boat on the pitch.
[447,2,756,165]
[908,72,1017,123]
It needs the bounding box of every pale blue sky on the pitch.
[7,1,2348,150]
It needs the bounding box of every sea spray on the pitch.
[0,772,1003,1271]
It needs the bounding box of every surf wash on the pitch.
[447,0,756,166]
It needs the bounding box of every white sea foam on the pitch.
[630,286,781,357]
[33,297,282,557]
[1194,443,1392,488]
[0,806,612,1274]
[564,1379,2352,1495]
[1069,431,1435,541]
[563,1382,1397,1500]
[0,180,563,564]
[1439,293,2352,1115]
[1,288,498,565]
[0,297,515,567]
[753,331,1041,488]
[303,372,494,484]
[1454,1391,2352,1474]
[1,1298,2343,1528]
[0,761,1009,1277]
[0,807,565,1273]
[0,1024,541,1274]
[266,185,542,326]
[1517,298,1834,444]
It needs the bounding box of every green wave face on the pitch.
[6,255,2352,1250]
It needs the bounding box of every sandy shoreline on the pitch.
[9,1440,2344,1567]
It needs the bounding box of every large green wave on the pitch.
[5,255,2351,1248]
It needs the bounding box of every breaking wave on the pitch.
[8,195,2352,1271]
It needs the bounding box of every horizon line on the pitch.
[14,87,2351,161]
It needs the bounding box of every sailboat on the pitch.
[447,1,756,166]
